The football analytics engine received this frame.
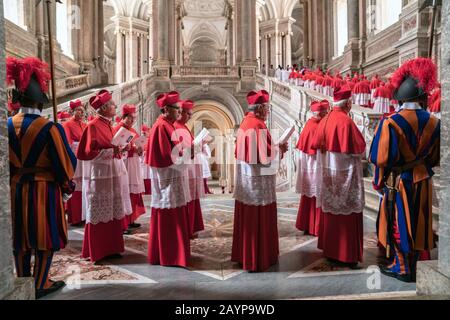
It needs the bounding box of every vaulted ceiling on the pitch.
[259,0,300,21]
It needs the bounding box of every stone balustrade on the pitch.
[172,66,239,77]
[256,75,383,159]
[42,73,156,122]
[55,75,89,97]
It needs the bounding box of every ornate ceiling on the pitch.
[182,0,227,18]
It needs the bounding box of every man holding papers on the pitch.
[174,100,205,239]
[311,86,366,269]
[63,99,87,226]
[295,100,329,237]
[114,104,146,233]
[145,91,192,267]
[232,90,289,272]
[77,90,132,263]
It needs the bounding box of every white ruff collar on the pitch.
[20,107,42,116]
[401,102,422,110]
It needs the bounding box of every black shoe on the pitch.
[71,222,85,228]
[380,265,412,283]
[105,253,123,259]
[348,263,362,270]
[128,223,141,229]
[123,229,131,235]
[35,281,66,299]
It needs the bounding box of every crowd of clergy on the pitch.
[6,55,440,298]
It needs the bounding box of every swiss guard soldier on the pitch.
[6,57,77,298]
[369,58,440,282]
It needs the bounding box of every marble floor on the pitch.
[43,190,430,300]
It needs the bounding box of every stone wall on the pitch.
[0,0,14,300]
[0,0,34,300]
[437,0,450,279]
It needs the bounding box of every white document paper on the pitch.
[111,126,135,147]
[277,125,295,145]
[134,136,147,149]
[193,128,211,146]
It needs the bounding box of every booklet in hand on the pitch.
[134,136,147,149]
[277,125,295,145]
[193,128,211,146]
[112,126,136,147]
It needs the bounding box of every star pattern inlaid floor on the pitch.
[43,191,425,300]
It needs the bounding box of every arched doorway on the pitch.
[187,100,237,193]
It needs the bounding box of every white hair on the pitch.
[333,99,349,107]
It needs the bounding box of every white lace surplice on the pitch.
[233,161,277,207]
[82,149,132,225]
[315,151,365,215]
[373,97,391,114]
[150,164,191,209]
[125,155,146,194]
[295,150,320,198]
[141,154,151,180]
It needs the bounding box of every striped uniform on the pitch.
[369,104,440,277]
[8,112,76,290]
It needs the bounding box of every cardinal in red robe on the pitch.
[174,100,205,239]
[311,85,366,268]
[63,99,86,226]
[140,125,152,195]
[113,104,146,233]
[77,90,132,263]
[232,90,289,272]
[295,100,329,236]
[145,91,192,267]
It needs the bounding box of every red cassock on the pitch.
[142,141,152,195]
[295,117,323,236]
[113,123,146,229]
[145,115,191,267]
[174,121,205,238]
[311,107,366,264]
[77,116,132,262]
[232,113,279,272]
[63,117,86,225]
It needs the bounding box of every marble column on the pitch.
[116,27,125,83]
[153,0,171,84]
[156,0,169,61]
[256,18,261,71]
[0,3,34,300]
[240,0,256,63]
[285,29,292,67]
[342,0,361,73]
[126,30,139,80]
[226,15,234,66]
[358,0,367,68]
[416,0,450,296]
[302,0,310,66]
[347,0,359,40]
[237,0,257,89]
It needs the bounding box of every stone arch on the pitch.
[180,85,244,125]
[188,100,235,132]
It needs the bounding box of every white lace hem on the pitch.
[295,151,320,198]
[125,155,145,194]
[150,165,190,209]
[81,156,132,225]
[315,151,365,215]
[233,161,277,206]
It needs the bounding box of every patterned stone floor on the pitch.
[43,190,430,300]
